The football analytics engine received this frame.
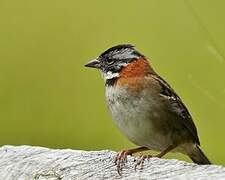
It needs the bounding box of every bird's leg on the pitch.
[135,144,177,170]
[114,147,149,175]
[155,144,177,158]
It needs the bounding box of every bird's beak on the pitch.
[84,59,101,69]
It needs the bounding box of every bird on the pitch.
[85,44,211,174]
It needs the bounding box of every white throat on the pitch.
[101,71,119,81]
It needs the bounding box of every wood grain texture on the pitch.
[0,145,224,180]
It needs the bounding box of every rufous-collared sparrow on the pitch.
[85,44,211,173]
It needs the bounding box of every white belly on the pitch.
[106,86,171,151]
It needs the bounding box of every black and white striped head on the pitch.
[85,44,144,80]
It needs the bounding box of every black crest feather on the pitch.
[100,44,135,57]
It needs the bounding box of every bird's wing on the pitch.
[151,74,200,145]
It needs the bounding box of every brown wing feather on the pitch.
[151,74,200,145]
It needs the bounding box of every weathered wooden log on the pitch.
[0,145,224,179]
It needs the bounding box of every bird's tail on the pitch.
[188,144,211,165]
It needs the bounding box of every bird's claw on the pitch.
[135,154,152,171]
[114,150,132,175]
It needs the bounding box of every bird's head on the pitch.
[85,44,152,83]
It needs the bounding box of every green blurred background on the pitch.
[0,0,225,165]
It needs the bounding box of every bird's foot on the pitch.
[135,154,152,171]
[114,150,133,175]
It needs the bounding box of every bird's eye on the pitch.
[106,59,114,65]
